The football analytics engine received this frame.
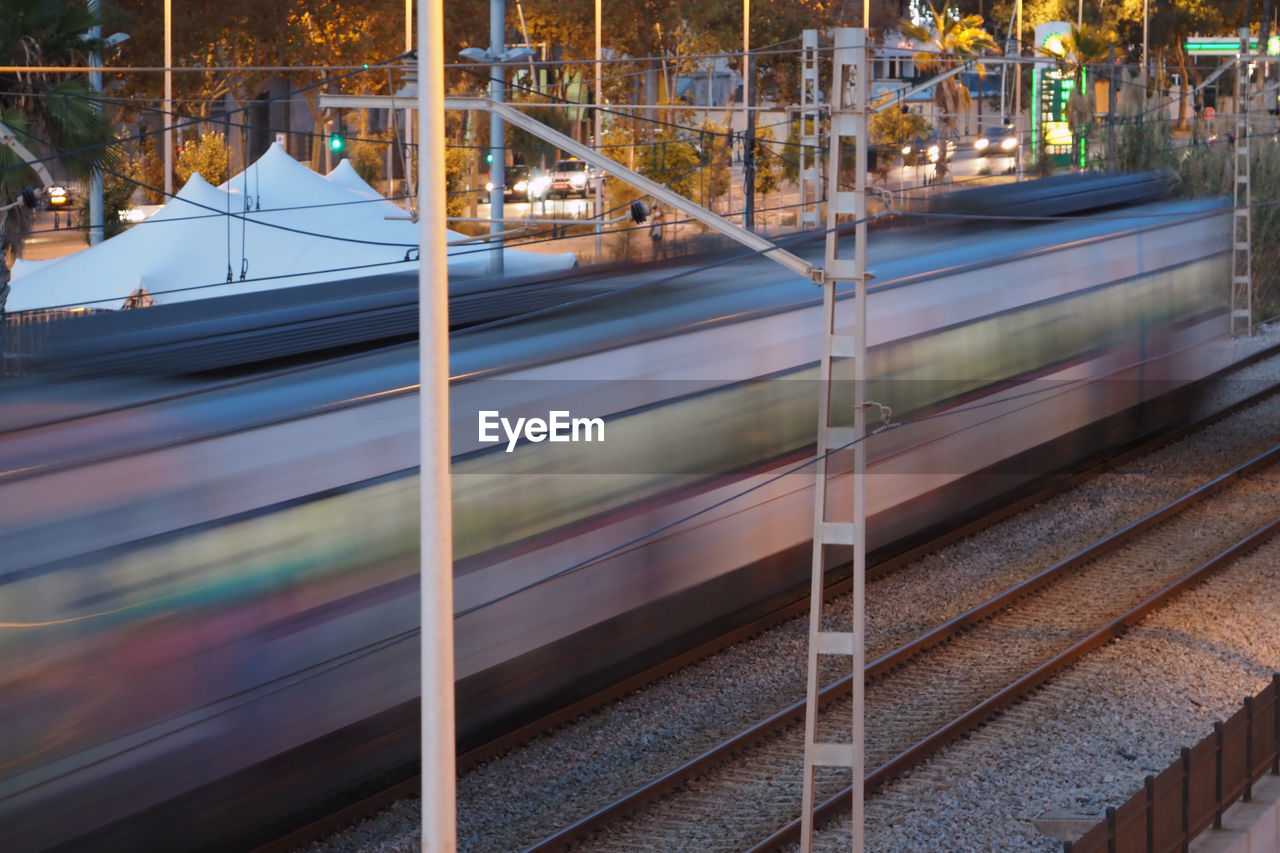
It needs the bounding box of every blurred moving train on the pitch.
[0,179,1232,850]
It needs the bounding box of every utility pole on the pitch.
[594,0,603,260]
[1232,28,1253,335]
[1107,46,1117,168]
[489,0,506,277]
[800,25,869,853]
[742,0,750,226]
[1015,0,1023,179]
[418,0,458,849]
[799,30,821,228]
[743,56,756,230]
[88,0,104,245]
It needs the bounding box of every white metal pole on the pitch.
[418,0,457,848]
[851,30,868,852]
[164,0,172,199]
[801,28,867,853]
[742,0,749,226]
[595,0,603,261]
[489,0,505,277]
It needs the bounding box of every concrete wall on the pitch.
[1191,775,1280,853]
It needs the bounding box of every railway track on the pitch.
[264,348,1280,850]
[525,446,1280,851]
[281,346,1280,853]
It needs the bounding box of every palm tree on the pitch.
[1040,23,1116,170]
[902,2,998,182]
[0,0,111,311]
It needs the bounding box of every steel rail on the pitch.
[753,517,1280,852]
[519,443,1280,853]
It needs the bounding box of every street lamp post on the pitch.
[459,10,534,279]
[88,0,103,246]
[85,6,127,246]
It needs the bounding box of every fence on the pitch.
[1,307,101,376]
[1067,673,1280,853]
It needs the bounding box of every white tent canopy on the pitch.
[6,143,577,313]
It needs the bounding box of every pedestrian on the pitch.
[650,205,665,256]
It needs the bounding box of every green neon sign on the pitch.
[1184,36,1280,55]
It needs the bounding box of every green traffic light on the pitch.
[330,135,344,152]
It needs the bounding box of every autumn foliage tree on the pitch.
[176,130,228,186]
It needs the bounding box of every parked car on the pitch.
[548,158,600,198]
[974,124,1019,156]
[46,185,72,207]
[485,165,548,202]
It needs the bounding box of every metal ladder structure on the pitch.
[1232,28,1253,336]
[800,27,869,853]
[799,29,823,228]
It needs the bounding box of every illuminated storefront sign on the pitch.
[1032,22,1085,169]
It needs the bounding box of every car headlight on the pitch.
[485,181,494,192]
[902,145,912,155]
[927,144,938,157]
[514,180,528,192]
[571,174,586,187]
[1001,136,1018,150]
[529,176,550,196]
[975,137,989,151]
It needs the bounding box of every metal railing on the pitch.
[1,307,103,376]
[1067,673,1280,853]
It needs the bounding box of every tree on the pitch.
[1040,23,1116,169]
[112,0,406,174]
[0,0,113,309]
[902,2,998,181]
[176,130,229,186]
[634,126,701,200]
[752,125,781,200]
[871,101,932,166]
